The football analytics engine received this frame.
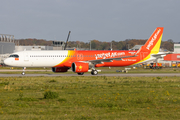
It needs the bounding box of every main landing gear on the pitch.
[77,69,98,75]
[77,73,84,75]
[91,69,98,75]
[21,67,26,75]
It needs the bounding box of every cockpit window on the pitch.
[9,54,19,58]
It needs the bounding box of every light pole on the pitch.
[89,40,91,50]
[111,40,114,51]
[111,42,112,51]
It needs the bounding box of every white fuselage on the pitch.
[4,50,166,68]
[4,51,69,67]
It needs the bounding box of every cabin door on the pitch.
[24,52,29,61]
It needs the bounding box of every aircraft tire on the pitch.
[21,72,25,75]
[91,70,98,75]
[77,72,84,75]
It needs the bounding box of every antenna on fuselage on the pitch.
[64,31,71,50]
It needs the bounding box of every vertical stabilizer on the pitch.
[134,27,164,64]
[137,27,164,54]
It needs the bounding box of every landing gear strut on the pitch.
[91,69,98,75]
[21,67,26,75]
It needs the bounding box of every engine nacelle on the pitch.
[52,67,69,72]
[72,62,89,73]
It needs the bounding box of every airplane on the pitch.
[4,27,164,75]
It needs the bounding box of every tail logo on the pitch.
[146,29,161,50]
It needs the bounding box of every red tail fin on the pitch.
[137,27,164,54]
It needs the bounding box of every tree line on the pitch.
[16,38,174,51]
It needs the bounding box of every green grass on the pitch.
[0,76,180,119]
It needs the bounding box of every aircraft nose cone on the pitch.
[4,59,10,66]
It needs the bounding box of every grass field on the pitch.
[0,76,180,119]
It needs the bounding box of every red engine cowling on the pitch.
[72,62,89,73]
[52,67,69,72]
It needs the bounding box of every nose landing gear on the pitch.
[21,67,26,75]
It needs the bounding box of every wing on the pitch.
[151,52,172,58]
[88,54,138,64]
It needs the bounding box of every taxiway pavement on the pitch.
[0,73,179,77]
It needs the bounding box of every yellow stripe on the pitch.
[133,34,162,65]
[54,50,75,67]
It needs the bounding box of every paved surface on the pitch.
[0,69,52,72]
[0,73,179,77]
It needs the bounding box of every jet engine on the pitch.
[52,67,69,72]
[72,62,89,73]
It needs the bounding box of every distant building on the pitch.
[129,45,143,50]
[164,54,180,62]
[0,34,15,65]
[53,41,65,50]
[159,44,180,67]
[0,34,15,54]
[15,46,53,52]
[174,44,180,53]
[0,42,15,54]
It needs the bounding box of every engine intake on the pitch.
[72,62,89,73]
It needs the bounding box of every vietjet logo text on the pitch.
[146,29,161,50]
[95,52,125,59]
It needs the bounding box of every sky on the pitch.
[0,0,180,42]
